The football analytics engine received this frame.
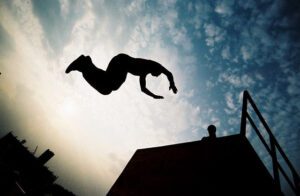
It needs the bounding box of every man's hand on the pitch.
[153,95,164,99]
[169,84,178,94]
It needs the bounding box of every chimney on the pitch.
[38,149,54,165]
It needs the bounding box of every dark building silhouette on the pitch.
[107,91,300,196]
[107,134,282,196]
[0,132,74,196]
[38,149,55,165]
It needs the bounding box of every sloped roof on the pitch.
[108,134,282,196]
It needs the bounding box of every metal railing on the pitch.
[240,90,300,196]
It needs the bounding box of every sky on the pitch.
[0,0,299,195]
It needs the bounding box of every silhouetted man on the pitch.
[202,125,217,141]
[66,54,178,99]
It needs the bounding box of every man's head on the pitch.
[207,125,216,139]
[65,55,92,73]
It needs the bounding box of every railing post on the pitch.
[240,91,248,136]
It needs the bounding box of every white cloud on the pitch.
[127,2,193,52]
[170,26,193,51]
[188,2,212,35]
[59,0,70,17]
[228,117,239,125]
[215,0,233,16]
[205,23,220,37]
[225,92,235,110]
[125,0,146,14]
[255,73,264,81]
[218,73,255,88]
[0,0,48,62]
[158,0,177,9]
[224,91,239,115]
[218,73,239,87]
[287,73,300,96]
[206,80,215,89]
[204,23,225,47]
[240,46,252,61]
[221,45,231,59]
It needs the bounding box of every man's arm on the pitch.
[139,76,164,99]
[161,67,178,94]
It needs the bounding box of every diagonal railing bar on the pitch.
[270,135,281,188]
[240,90,300,196]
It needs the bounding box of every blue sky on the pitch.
[0,0,299,195]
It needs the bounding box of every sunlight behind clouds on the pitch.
[57,97,78,118]
[0,0,202,195]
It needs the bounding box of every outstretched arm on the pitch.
[139,76,164,99]
[161,67,178,94]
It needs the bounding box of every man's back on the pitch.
[108,54,160,76]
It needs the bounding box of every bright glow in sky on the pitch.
[0,0,299,195]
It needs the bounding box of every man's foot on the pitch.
[65,55,85,73]
[65,65,74,73]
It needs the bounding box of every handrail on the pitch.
[240,90,300,196]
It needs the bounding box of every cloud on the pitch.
[170,26,193,51]
[287,73,300,96]
[240,46,252,61]
[215,0,233,16]
[204,23,220,38]
[158,0,177,9]
[124,0,146,15]
[218,73,255,88]
[59,0,70,17]
[0,24,14,56]
[1,0,46,56]
[187,1,212,36]
[204,23,225,47]
[221,45,231,60]
[225,92,236,110]
[157,4,194,51]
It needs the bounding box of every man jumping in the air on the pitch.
[66,53,178,99]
